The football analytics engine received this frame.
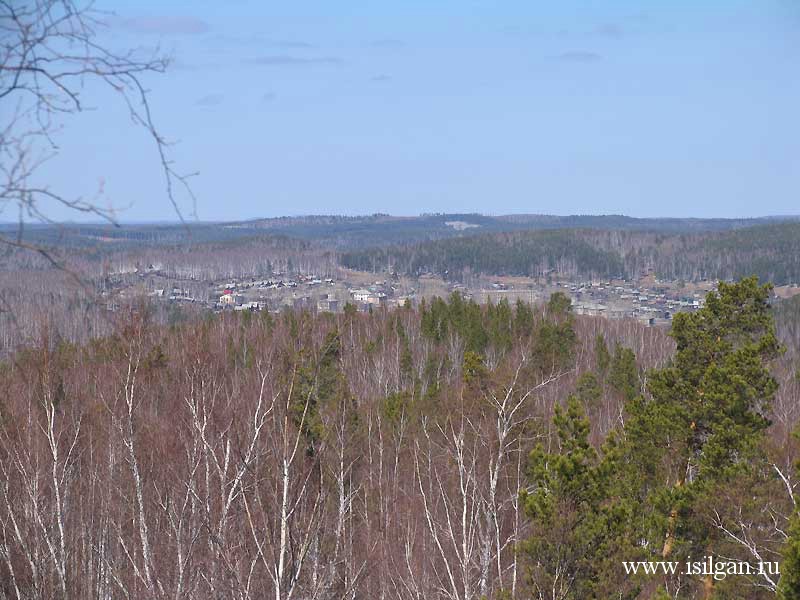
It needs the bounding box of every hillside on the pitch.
[5,213,799,253]
[235,213,800,248]
[340,222,800,284]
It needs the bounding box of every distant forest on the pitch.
[7,213,798,252]
[340,222,800,284]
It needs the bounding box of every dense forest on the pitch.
[341,223,800,284]
[238,213,800,248]
[5,213,798,254]
[1,277,799,599]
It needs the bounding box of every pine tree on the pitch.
[522,397,642,599]
[530,293,577,376]
[289,329,345,454]
[487,298,513,353]
[620,276,782,594]
[462,350,488,387]
[608,344,639,402]
[575,372,602,413]
[513,298,534,338]
[778,513,800,600]
[779,429,800,599]
[595,333,611,376]
[780,513,800,599]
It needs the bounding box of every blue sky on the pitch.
[43,0,800,221]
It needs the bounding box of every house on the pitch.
[351,289,372,302]
[234,301,262,312]
[573,302,607,317]
[317,298,340,312]
[219,293,244,306]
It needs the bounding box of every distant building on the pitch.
[351,289,371,302]
[573,302,607,316]
[317,298,340,312]
[234,301,262,312]
[219,293,243,306]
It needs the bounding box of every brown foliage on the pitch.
[0,304,794,599]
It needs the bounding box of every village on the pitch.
[94,262,750,328]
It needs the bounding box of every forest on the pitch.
[4,2,800,598]
[5,214,798,254]
[1,277,800,599]
[340,223,800,284]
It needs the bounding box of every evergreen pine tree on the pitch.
[522,397,642,599]
[620,277,782,595]
[780,430,800,599]
[595,333,611,376]
[780,513,800,599]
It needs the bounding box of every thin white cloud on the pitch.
[120,16,211,35]
[591,24,625,39]
[206,34,315,48]
[554,51,603,62]
[245,56,343,66]
[370,39,405,48]
[274,40,315,49]
[195,94,224,106]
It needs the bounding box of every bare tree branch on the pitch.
[1,0,195,254]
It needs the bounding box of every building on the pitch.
[350,289,372,302]
[234,301,262,312]
[219,293,244,306]
[317,297,340,312]
[573,302,607,317]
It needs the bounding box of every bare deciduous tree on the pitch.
[0,0,194,244]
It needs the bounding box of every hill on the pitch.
[340,222,800,284]
[5,213,799,252]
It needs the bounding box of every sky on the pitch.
[38,0,800,221]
